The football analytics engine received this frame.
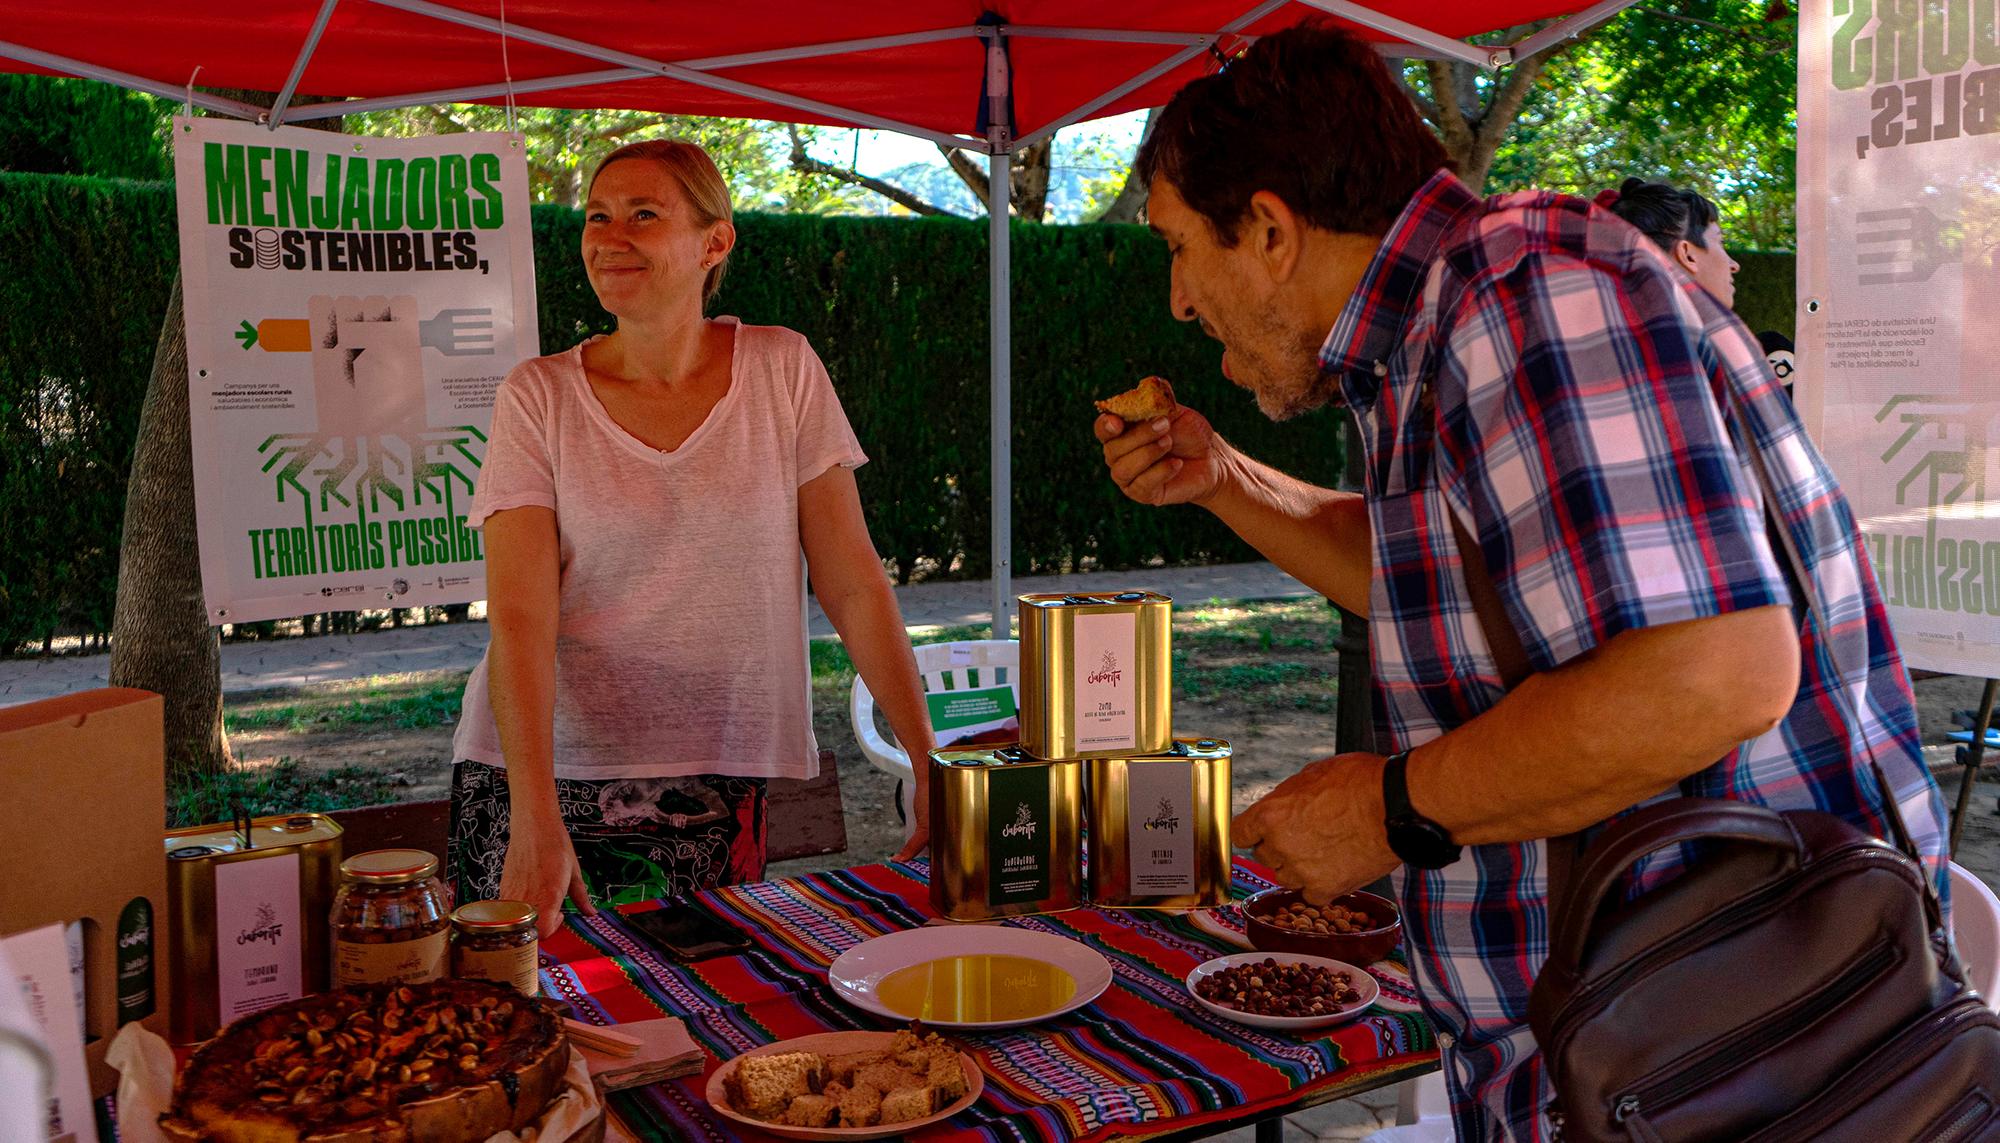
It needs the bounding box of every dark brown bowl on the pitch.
[1242,887,1403,964]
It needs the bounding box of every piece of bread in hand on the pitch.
[1094,376,1177,422]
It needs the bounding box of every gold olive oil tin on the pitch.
[928,745,1084,922]
[164,811,342,1044]
[1087,737,1234,909]
[1019,591,1172,760]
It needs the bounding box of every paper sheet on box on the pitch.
[110,1023,601,1143]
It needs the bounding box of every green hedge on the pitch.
[0,177,1357,649]
[1730,249,1796,341]
[0,173,1803,650]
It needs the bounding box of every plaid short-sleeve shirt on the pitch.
[1324,172,1950,1142]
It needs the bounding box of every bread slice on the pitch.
[1094,376,1177,422]
[826,1049,889,1084]
[731,1051,822,1120]
[836,1082,883,1127]
[927,1052,968,1102]
[782,1093,840,1127]
[853,1060,924,1094]
[879,1084,940,1124]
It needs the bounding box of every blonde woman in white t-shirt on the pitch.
[448,140,938,938]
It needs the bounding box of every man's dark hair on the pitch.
[1134,22,1450,244]
[1602,177,1722,252]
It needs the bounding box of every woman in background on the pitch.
[451,140,936,936]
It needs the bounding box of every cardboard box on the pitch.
[0,687,170,1097]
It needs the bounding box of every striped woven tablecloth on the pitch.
[539,858,1437,1141]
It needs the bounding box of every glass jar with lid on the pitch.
[330,848,451,987]
[450,899,540,996]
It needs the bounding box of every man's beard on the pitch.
[1244,324,1342,422]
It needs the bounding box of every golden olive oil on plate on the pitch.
[876,954,1077,1023]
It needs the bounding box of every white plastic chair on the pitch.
[1358,1072,1454,1142]
[1950,861,2000,1009]
[850,639,1020,837]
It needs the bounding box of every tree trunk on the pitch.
[110,91,340,785]
[110,274,233,784]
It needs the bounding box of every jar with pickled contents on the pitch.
[450,899,540,996]
[330,848,450,987]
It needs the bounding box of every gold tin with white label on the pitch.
[164,811,343,1044]
[1019,591,1173,760]
[928,746,1084,922]
[1086,737,1234,909]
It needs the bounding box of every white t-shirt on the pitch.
[451,318,867,781]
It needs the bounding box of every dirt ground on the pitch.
[221,655,2000,891]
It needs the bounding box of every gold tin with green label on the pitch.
[927,746,1083,922]
[1086,737,1234,909]
[164,811,343,1044]
[1018,591,1173,760]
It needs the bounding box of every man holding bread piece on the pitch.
[1094,22,1948,1142]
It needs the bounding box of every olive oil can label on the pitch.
[1073,611,1138,751]
[987,766,1053,905]
[1127,760,1198,895]
[115,896,156,1026]
[215,853,303,1021]
[335,931,448,986]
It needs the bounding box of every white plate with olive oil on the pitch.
[828,926,1113,1029]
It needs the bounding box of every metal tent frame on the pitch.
[0,0,1638,636]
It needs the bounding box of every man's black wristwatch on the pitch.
[1382,750,1462,869]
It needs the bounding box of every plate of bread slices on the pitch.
[707,1025,983,1139]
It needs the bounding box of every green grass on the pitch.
[225,671,468,733]
[167,758,402,828]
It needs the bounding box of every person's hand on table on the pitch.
[892,769,931,862]
[1096,405,1224,507]
[1233,753,1401,903]
[501,812,597,939]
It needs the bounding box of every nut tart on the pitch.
[161,978,568,1143]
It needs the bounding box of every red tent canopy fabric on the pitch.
[0,1,1619,147]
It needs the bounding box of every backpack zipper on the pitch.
[1924,1095,1995,1143]
[1608,940,1896,1128]
[1547,847,1915,1063]
[1735,999,1989,1142]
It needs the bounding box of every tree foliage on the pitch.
[1474,0,1799,248]
[346,104,856,212]
[0,75,171,179]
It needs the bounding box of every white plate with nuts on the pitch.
[1184,952,1378,1031]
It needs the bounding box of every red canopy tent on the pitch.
[0,0,1633,632]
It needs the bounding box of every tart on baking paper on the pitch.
[161,978,568,1143]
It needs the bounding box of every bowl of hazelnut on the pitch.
[1242,887,1402,964]
[1186,951,1378,1030]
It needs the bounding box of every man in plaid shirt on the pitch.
[1097,23,1950,1142]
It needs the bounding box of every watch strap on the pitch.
[1382,750,1415,820]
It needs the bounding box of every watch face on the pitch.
[1388,816,1460,869]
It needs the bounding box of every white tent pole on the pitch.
[1014,0,1285,162]
[284,68,646,121]
[266,0,341,128]
[1507,0,1644,60]
[361,0,975,149]
[985,26,1013,640]
[1293,0,1501,66]
[989,148,1012,639]
[0,39,266,119]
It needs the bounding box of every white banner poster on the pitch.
[171,118,537,625]
[1798,4,2000,675]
